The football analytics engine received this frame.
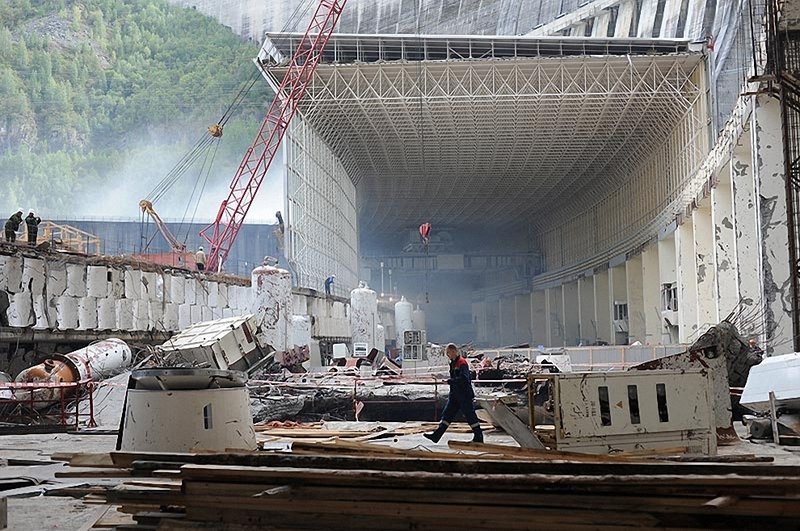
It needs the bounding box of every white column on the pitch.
[658,235,679,343]
[637,0,659,38]
[515,293,532,344]
[547,287,564,347]
[694,204,716,330]
[753,94,794,354]
[592,13,610,37]
[626,255,646,344]
[563,281,580,346]
[615,0,636,37]
[641,244,662,344]
[578,277,596,344]
[660,0,682,37]
[610,264,627,345]
[712,170,739,320]
[677,220,698,343]
[531,290,547,346]
[593,269,612,345]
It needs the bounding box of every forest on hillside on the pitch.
[0,0,271,220]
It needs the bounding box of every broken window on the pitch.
[598,386,612,426]
[661,283,678,311]
[627,385,641,424]
[613,302,628,321]
[656,383,669,422]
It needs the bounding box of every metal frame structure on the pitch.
[200,0,347,272]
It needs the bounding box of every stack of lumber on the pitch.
[52,441,800,530]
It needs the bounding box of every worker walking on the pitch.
[424,343,483,444]
[324,274,335,296]
[25,211,41,246]
[4,209,23,243]
[195,246,206,271]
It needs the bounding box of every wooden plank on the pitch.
[478,398,545,449]
[55,468,132,478]
[68,453,116,468]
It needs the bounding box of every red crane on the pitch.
[200,0,347,272]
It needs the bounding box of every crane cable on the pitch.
[412,0,430,304]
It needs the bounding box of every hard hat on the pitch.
[198,246,204,251]
[28,210,34,215]
[16,208,23,213]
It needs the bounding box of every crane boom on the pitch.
[139,200,186,253]
[200,0,347,272]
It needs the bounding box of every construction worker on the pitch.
[324,274,335,296]
[424,343,483,444]
[24,211,41,246]
[195,246,206,271]
[4,209,23,243]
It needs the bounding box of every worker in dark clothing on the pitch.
[324,275,335,296]
[424,343,483,444]
[4,209,23,243]
[25,211,41,246]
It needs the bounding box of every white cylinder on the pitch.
[178,304,192,330]
[56,296,79,329]
[8,292,33,327]
[412,306,426,331]
[218,283,229,308]
[207,281,219,307]
[66,338,132,380]
[133,300,149,331]
[250,265,292,352]
[190,304,201,325]
[78,297,98,330]
[142,272,159,302]
[149,301,164,329]
[66,264,87,297]
[164,303,179,331]
[350,283,378,350]
[194,278,207,306]
[109,268,124,299]
[395,296,413,347]
[184,277,197,305]
[291,315,312,350]
[170,275,186,305]
[115,299,134,330]
[33,296,50,329]
[47,263,67,297]
[376,323,386,353]
[97,298,116,330]
[22,258,46,296]
[86,266,108,298]
[124,269,142,300]
[0,255,23,292]
[201,306,213,322]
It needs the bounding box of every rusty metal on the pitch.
[0,378,96,429]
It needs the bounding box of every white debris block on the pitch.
[116,299,134,330]
[222,308,235,319]
[124,269,142,300]
[22,258,46,296]
[184,277,197,305]
[148,301,164,330]
[86,265,109,298]
[47,263,67,297]
[170,275,186,304]
[0,255,24,293]
[97,298,116,330]
[217,283,229,308]
[109,268,124,298]
[33,295,50,329]
[133,300,149,331]
[195,279,208,306]
[190,304,201,325]
[66,264,87,297]
[56,296,79,329]
[201,306,213,322]
[141,272,159,302]
[178,304,192,330]
[8,292,33,327]
[207,281,219,308]
[161,274,171,302]
[78,297,98,330]
[163,303,179,330]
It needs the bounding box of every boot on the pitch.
[423,422,448,444]
[470,424,484,444]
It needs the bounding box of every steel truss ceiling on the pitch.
[262,33,704,240]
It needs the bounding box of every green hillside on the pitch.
[0,0,270,218]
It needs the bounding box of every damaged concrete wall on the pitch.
[0,251,253,333]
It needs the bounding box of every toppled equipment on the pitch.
[740,352,800,443]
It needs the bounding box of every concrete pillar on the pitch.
[578,277,596,344]
[658,235,679,343]
[694,204,717,329]
[46,262,67,298]
[684,0,707,38]
[546,287,564,346]
[753,94,794,354]
[499,296,515,345]
[116,300,134,330]
[0,255,23,293]
[615,0,636,37]
[677,219,698,342]
[472,301,487,344]
[563,281,580,346]
[641,245,662,344]
[97,298,116,330]
[78,297,98,330]
[660,0,682,37]
[637,0,659,38]
[86,266,108,298]
[124,268,142,300]
[66,264,87,297]
[593,269,612,345]
[731,134,764,338]
[712,170,740,320]
[626,255,646,344]
[610,265,627,345]
[486,299,500,346]
[515,293,531,344]
[592,12,611,37]
[572,22,587,37]
[56,296,79,329]
[531,290,547,346]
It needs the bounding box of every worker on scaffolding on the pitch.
[195,246,206,272]
[4,209,23,243]
[424,343,483,444]
[419,222,431,252]
[324,274,336,297]
[25,211,41,246]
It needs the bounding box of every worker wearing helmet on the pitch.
[4,209,23,243]
[25,211,41,246]
[195,246,206,272]
[324,274,335,297]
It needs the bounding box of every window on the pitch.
[614,302,628,321]
[598,386,612,426]
[661,283,678,311]
[656,383,669,422]
[627,385,641,424]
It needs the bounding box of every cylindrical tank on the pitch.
[412,306,426,331]
[119,368,256,452]
[376,323,386,354]
[250,264,292,353]
[394,296,413,348]
[350,282,378,351]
